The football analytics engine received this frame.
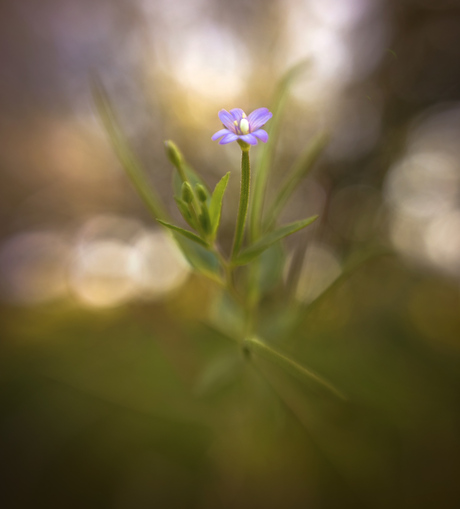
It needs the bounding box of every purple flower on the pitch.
[212,108,272,146]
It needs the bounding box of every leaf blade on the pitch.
[174,197,196,229]
[209,172,230,237]
[92,77,168,221]
[264,131,328,231]
[249,60,311,242]
[157,220,209,248]
[244,336,346,399]
[234,216,318,266]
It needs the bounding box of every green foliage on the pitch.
[179,239,221,279]
[255,241,286,294]
[243,336,346,399]
[209,172,230,239]
[92,78,167,220]
[95,64,352,404]
[234,216,318,266]
[157,220,209,247]
[264,131,328,231]
[249,60,311,241]
[174,197,195,228]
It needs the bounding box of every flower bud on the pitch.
[181,181,193,204]
[174,197,195,228]
[199,205,211,235]
[164,140,183,169]
[195,184,208,202]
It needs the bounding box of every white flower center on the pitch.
[239,118,249,135]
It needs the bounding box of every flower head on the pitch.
[212,108,272,146]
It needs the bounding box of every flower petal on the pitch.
[252,129,269,143]
[239,134,258,145]
[248,108,273,131]
[219,133,239,145]
[218,110,236,130]
[230,108,245,122]
[212,128,230,141]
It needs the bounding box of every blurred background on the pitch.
[1,0,460,507]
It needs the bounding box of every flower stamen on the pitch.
[240,118,249,135]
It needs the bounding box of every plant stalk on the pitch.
[231,149,251,259]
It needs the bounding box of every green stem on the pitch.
[231,149,251,260]
[213,244,243,308]
[176,162,187,184]
[243,336,346,400]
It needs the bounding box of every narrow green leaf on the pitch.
[174,197,195,229]
[92,78,167,221]
[249,60,311,242]
[244,336,346,399]
[209,172,230,237]
[264,132,328,231]
[157,220,208,247]
[245,61,312,311]
[257,241,286,294]
[234,216,318,266]
[177,238,222,280]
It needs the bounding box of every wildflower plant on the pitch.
[93,67,346,400]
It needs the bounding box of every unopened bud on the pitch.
[164,140,183,169]
[181,181,193,204]
[199,205,211,235]
[195,184,208,202]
